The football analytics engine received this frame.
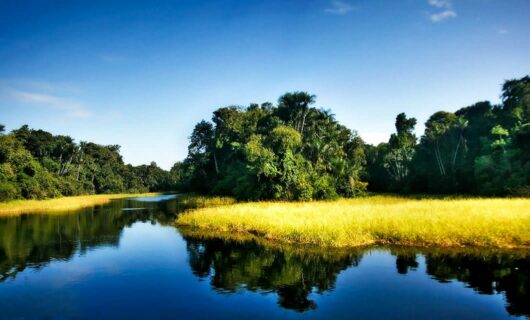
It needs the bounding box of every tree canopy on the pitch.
[177,76,529,198]
[366,75,529,196]
[0,126,176,201]
[2,75,528,201]
[175,92,366,200]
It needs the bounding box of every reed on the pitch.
[176,196,530,248]
[177,194,237,209]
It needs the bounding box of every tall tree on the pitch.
[383,113,417,190]
[276,92,316,135]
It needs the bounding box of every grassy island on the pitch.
[0,192,163,216]
[176,196,530,248]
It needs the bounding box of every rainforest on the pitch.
[1,1,529,318]
[1,76,528,203]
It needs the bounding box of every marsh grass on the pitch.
[179,226,530,262]
[0,192,163,216]
[178,225,364,258]
[176,196,530,248]
[177,194,237,209]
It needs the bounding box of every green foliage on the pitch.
[182,76,529,199]
[0,124,174,201]
[365,75,529,196]
[490,125,509,149]
[474,122,530,196]
[181,93,367,200]
[0,181,17,201]
[2,75,527,200]
[382,113,417,191]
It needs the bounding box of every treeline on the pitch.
[1,75,527,201]
[366,76,529,195]
[176,75,529,199]
[0,125,177,201]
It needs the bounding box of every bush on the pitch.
[312,174,338,200]
[0,181,18,201]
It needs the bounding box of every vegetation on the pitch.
[174,75,529,199]
[0,125,178,202]
[367,76,529,196]
[1,75,527,205]
[176,196,530,248]
[0,192,164,216]
[176,194,237,209]
[174,92,366,200]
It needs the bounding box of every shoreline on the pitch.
[178,225,530,250]
[0,192,164,216]
[178,225,530,256]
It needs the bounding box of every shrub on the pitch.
[0,181,18,201]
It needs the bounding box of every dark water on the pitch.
[0,195,528,319]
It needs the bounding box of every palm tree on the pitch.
[278,92,316,134]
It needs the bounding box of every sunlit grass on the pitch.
[0,192,163,216]
[179,226,530,261]
[176,196,530,248]
[177,194,237,209]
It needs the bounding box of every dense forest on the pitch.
[0,125,176,201]
[176,75,529,199]
[1,75,528,201]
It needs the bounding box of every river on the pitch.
[0,195,528,319]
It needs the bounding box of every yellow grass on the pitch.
[176,196,530,248]
[0,192,163,216]
[178,226,530,260]
[177,194,237,209]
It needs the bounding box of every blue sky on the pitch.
[1,0,529,169]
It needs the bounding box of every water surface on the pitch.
[0,196,528,319]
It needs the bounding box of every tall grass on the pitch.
[176,196,530,248]
[177,194,237,209]
[0,192,163,216]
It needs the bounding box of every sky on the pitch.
[1,0,529,170]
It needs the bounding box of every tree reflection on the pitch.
[0,197,178,282]
[395,253,418,274]
[184,236,530,316]
[424,250,530,318]
[184,236,363,312]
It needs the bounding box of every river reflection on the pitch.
[184,235,364,311]
[0,197,177,282]
[0,196,529,319]
[424,251,530,317]
[182,234,530,316]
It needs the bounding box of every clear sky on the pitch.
[1,0,529,169]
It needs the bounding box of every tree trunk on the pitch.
[213,153,220,175]
[434,141,446,176]
[57,153,63,174]
[452,137,461,171]
[300,111,308,135]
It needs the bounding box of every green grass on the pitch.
[176,196,530,248]
[0,192,164,216]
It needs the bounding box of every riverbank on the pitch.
[176,196,530,248]
[0,192,164,216]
